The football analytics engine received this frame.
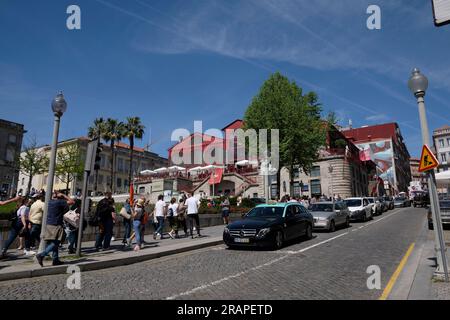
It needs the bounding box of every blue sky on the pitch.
[1,0,449,158]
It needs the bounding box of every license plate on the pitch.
[234,238,250,243]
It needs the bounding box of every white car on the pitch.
[367,197,382,216]
[344,197,373,222]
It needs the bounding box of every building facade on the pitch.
[433,125,450,172]
[280,124,377,199]
[18,137,167,196]
[342,122,411,194]
[409,157,427,187]
[0,119,26,198]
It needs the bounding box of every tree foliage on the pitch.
[55,143,84,192]
[243,72,326,196]
[19,139,49,195]
[124,117,145,190]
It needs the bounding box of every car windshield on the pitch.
[345,199,361,207]
[309,203,334,212]
[367,198,374,203]
[394,197,404,201]
[246,206,284,218]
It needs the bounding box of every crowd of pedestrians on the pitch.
[0,191,207,266]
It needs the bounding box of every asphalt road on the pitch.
[0,206,427,300]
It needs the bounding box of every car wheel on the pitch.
[273,231,283,249]
[329,220,336,232]
[345,217,350,228]
[305,223,313,240]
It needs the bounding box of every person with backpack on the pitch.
[94,192,116,251]
[167,197,178,239]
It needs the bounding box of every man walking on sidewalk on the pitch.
[185,193,201,239]
[35,192,74,267]
[29,192,45,249]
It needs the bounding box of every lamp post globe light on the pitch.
[38,92,67,253]
[408,69,448,281]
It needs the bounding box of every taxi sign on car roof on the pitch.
[419,144,439,172]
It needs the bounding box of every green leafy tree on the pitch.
[124,117,145,191]
[55,143,84,193]
[19,139,49,195]
[103,118,126,193]
[88,118,106,195]
[244,72,326,198]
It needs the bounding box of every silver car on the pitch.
[308,201,350,232]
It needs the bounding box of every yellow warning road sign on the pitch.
[419,144,439,172]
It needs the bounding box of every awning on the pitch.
[235,160,258,167]
[188,166,204,173]
[154,167,168,173]
[201,165,225,170]
[168,166,185,171]
[436,171,450,181]
[140,170,156,175]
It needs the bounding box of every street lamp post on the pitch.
[408,68,449,281]
[38,92,67,253]
[328,164,335,212]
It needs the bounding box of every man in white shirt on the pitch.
[153,195,166,240]
[185,193,201,239]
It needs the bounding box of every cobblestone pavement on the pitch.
[0,207,427,300]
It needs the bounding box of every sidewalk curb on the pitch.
[0,238,224,282]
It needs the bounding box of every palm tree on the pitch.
[124,117,145,191]
[88,118,105,195]
[103,118,125,193]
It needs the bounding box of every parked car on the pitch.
[377,197,389,212]
[394,196,411,208]
[412,191,429,208]
[344,197,373,222]
[367,197,382,216]
[308,201,350,232]
[383,196,394,210]
[223,203,313,249]
[428,200,450,230]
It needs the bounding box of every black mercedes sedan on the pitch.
[223,203,314,250]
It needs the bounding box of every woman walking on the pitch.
[131,199,145,252]
[1,197,34,258]
[120,198,132,247]
[220,197,231,225]
[176,198,188,238]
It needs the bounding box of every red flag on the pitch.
[129,184,134,202]
[208,168,224,185]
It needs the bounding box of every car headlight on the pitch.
[224,227,230,234]
[256,228,271,238]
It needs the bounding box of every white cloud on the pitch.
[365,114,389,122]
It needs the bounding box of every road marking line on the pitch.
[166,232,348,300]
[379,243,415,300]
